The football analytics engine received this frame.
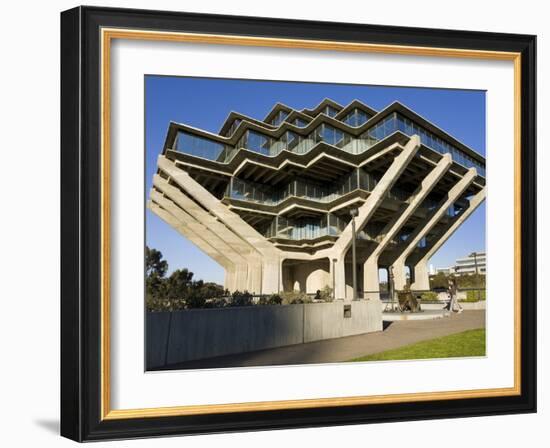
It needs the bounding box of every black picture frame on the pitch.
[61,5,536,442]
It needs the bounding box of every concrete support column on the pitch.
[327,137,421,260]
[246,256,263,294]
[392,260,408,290]
[224,268,236,292]
[234,263,249,292]
[157,156,281,263]
[279,259,286,292]
[261,258,280,294]
[411,260,430,290]
[363,258,380,300]
[406,188,487,288]
[362,153,451,298]
[148,200,237,282]
[388,168,478,284]
[333,258,346,300]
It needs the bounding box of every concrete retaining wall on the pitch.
[147,300,382,369]
[459,301,486,310]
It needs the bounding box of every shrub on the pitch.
[230,290,254,307]
[420,291,438,301]
[318,285,334,302]
[280,290,310,305]
[463,290,486,302]
[185,294,206,309]
[203,297,229,308]
[258,294,282,305]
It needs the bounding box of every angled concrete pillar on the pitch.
[158,156,284,294]
[411,260,430,290]
[150,189,250,291]
[363,258,380,300]
[153,175,256,258]
[158,156,280,260]
[224,268,236,292]
[333,258,346,300]
[147,200,236,276]
[392,260,407,291]
[150,189,242,263]
[328,136,421,259]
[326,136,421,300]
[389,168,478,290]
[154,176,263,292]
[408,187,486,290]
[261,258,281,294]
[362,154,451,298]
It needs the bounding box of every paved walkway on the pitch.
[160,310,486,370]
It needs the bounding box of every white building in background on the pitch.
[455,251,486,275]
[435,266,455,275]
[434,251,486,276]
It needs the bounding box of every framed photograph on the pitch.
[60,6,536,441]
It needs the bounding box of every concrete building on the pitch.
[435,267,456,275]
[455,251,486,275]
[148,98,486,300]
[434,251,486,276]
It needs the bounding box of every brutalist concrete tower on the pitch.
[148,99,486,300]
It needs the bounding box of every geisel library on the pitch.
[148,98,486,301]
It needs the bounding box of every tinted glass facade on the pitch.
[343,108,372,127]
[175,107,485,177]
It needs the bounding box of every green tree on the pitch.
[165,268,194,301]
[429,272,449,289]
[145,246,169,302]
[145,246,227,311]
[145,246,168,278]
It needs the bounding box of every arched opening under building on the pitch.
[405,265,412,288]
[378,267,388,300]
[281,258,331,294]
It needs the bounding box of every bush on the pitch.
[420,291,438,301]
[318,285,334,302]
[203,297,229,308]
[230,290,254,307]
[280,290,311,305]
[258,294,283,305]
[462,290,486,302]
[185,294,206,309]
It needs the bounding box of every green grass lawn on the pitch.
[348,328,486,362]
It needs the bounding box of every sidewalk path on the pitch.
[160,310,486,370]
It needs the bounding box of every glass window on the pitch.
[388,113,485,178]
[270,110,289,126]
[314,124,344,146]
[285,131,300,151]
[324,105,338,117]
[343,108,371,127]
[225,119,242,137]
[239,130,273,156]
[175,131,226,161]
[292,117,308,127]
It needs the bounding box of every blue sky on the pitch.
[145,76,486,284]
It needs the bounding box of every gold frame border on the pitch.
[100,28,522,421]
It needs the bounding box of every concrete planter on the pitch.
[459,300,486,310]
[147,300,382,369]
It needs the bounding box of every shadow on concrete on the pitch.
[151,310,486,371]
[382,321,393,331]
[33,419,59,435]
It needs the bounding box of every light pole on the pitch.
[388,266,395,311]
[470,251,479,275]
[350,208,359,301]
[332,258,337,300]
[470,251,480,301]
